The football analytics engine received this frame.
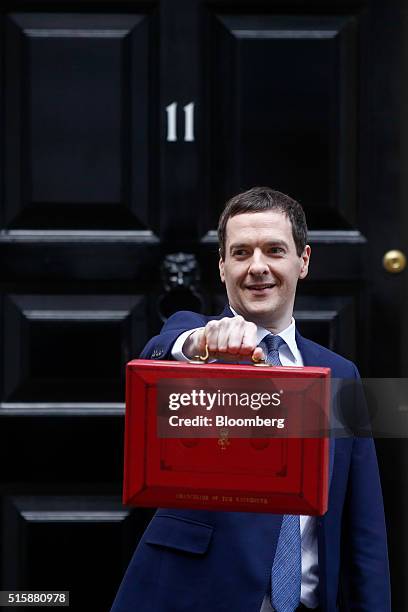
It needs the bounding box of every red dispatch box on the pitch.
[123,359,331,515]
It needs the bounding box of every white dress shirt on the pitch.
[171,312,319,610]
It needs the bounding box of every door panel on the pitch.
[3,294,146,402]
[206,12,358,231]
[5,12,153,231]
[2,496,151,611]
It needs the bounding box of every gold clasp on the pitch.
[191,343,210,364]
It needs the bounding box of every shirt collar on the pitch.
[228,305,298,362]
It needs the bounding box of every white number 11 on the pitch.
[166,102,195,142]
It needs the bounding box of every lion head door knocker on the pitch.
[157,253,204,322]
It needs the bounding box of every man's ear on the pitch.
[219,256,225,283]
[299,245,311,280]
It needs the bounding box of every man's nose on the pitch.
[248,250,269,275]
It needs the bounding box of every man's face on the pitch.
[219,211,311,332]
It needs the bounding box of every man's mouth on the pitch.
[246,283,275,292]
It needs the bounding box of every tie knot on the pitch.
[262,334,285,353]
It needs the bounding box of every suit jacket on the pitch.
[111,307,391,612]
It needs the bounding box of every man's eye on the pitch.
[270,247,284,254]
[233,249,248,257]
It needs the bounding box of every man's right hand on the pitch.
[182,316,265,363]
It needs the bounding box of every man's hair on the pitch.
[217,186,308,259]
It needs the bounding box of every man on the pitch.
[111,187,390,611]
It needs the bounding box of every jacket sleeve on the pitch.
[342,364,391,610]
[139,311,208,360]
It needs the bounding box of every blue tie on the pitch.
[262,334,302,612]
[261,334,285,366]
[271,514,301,612]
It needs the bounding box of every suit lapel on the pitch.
[220,304,234,318]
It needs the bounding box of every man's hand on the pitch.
[183,316,265,362]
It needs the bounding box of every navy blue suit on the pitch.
[111,307,390,612]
